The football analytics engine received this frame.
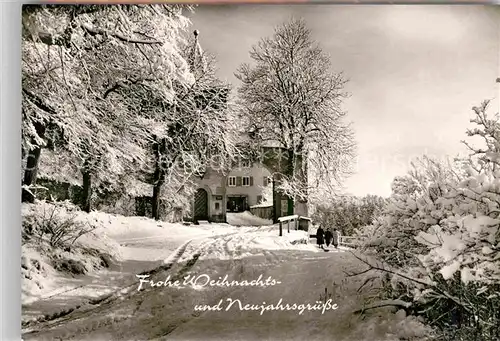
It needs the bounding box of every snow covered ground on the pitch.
[23,208,423,341]
[177,225,351,263]
[226,211,273,226]
[23,212,225,322]
[23,229,429,341]
[22,210,308,326]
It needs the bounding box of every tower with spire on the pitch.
[187,29,207,79]
[187,29,229,111]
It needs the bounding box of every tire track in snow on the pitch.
[24,225,308,339]
[131,247,204,317]
[23,250,205,340]
[22,238,194,332]
[22,228,244,333]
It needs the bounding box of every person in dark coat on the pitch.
[316,226,325,249]
[324,228,333,247]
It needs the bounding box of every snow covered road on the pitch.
[21,224,243,325]
[22,226,425,341]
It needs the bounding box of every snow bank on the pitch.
[178,227,318,262]
[226,211,273,226]
[22,201,248,313]
[22,244,57,303]
[85,209,236,242]
[22,202,127,302]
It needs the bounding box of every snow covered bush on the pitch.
[313,194,387,236]
[22,200,121,275]
[355,101,500,340]
[355,156,464,267]
[22,200,96,248]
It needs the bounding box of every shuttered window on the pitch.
[242,176,250,186]
[242,176,254,186]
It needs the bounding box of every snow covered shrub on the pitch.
[355,101,500,340]
[313,195,387,236]
[22,201,122,292]
[22,200,95,248]
[354,157,463,268]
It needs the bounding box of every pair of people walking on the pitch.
[316,225,340,249]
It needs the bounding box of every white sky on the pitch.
[188,5,500,197]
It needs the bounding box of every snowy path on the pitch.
[21,224,243,326]
[21,227,422,341]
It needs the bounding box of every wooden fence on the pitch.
[278,215,299,236]
[308,232,362,249]
[249,205,273,220]
[277,215,311,236]
[339,236,359,248]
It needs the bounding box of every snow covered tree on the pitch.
[312,194,387,236]
[461,100,500,173]
[116,31,241,220]
[21,4,195,211]
[354,101,500,340]
[149,36,241,220]
[235,18,356,213]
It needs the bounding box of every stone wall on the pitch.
[34,178,83,205]
[34,178,139,218]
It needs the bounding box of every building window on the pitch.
[228,176,236,187]
[242,176,250,186]
[264,176,272,186]
[215,202,220,210]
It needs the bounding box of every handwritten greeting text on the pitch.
[136,274,281,291]
[194,298,339,315]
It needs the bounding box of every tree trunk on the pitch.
[151,165,164,221]
[151,138,166,221]
[272,175,279,224]
[22,121,46,203]
[21,146,43,203]
[287,197,294,216]
[287,149,295,216]
[298,150,308,216]
[81,168,92,213]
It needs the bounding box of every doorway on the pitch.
[194,188,209,221]
[227,196,247,212]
